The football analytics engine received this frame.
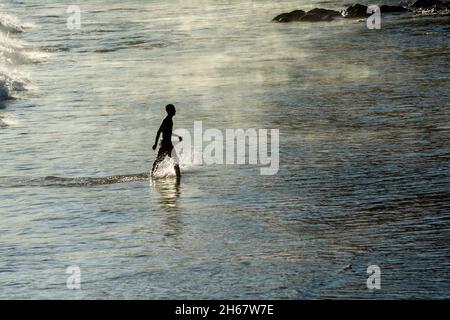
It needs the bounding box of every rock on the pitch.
[409,0,450,10]
[0,78,12,102]
[380,5,409,13]
[343,4,409,17]
[342,4,370,18]
[300,8,341,22]
[411,0,441,8]
[272,10,305,22]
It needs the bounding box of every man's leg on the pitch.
[170,146,181,178]
[152,148,168,176]
[174,164,181,179]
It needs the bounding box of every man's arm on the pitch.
[152,123,163,150]
[172,133,183,142]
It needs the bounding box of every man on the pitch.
[152,104,182,178]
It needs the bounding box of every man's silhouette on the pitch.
[152,104,182,178]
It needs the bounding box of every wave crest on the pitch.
[0,10,34,102]
[0,71,28,101]
[0,11,26,33]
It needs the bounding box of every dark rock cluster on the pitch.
[410,0,450,12]
[301,8,342,22]
[272,1,450,23]
[272,8,341,22]
[341,3,371,18]
[272,10,306,23]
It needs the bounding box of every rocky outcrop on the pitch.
[272,2,447,24]
[380,5,409,13]
[272,8,341,23]
[272,10,305,22]
[410,0,446,8]
[300,8,341,22]
[342,4,370,18]
[341,4,409,18]
[410,0,450,10]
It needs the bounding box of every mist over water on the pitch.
[1,0,449,299]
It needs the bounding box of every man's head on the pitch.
[166,104,176,116]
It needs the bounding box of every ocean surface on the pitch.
[1,0,449,299]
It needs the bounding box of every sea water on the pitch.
[0,0,449,299]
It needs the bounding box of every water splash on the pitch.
[0,10,37,102]
[151,157,178,179]
[151,146,204,179]
[0,11,26,33]
[0,112,18,127]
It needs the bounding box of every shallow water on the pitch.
[0,0,449,299]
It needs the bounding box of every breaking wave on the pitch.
[0,9,36,103]
[0,11,25,34]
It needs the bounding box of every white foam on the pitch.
[0,10,36,101]
[151,157,177,179]
[0,113,18,127]
[150,147,204,178]
[0,10,34,33]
